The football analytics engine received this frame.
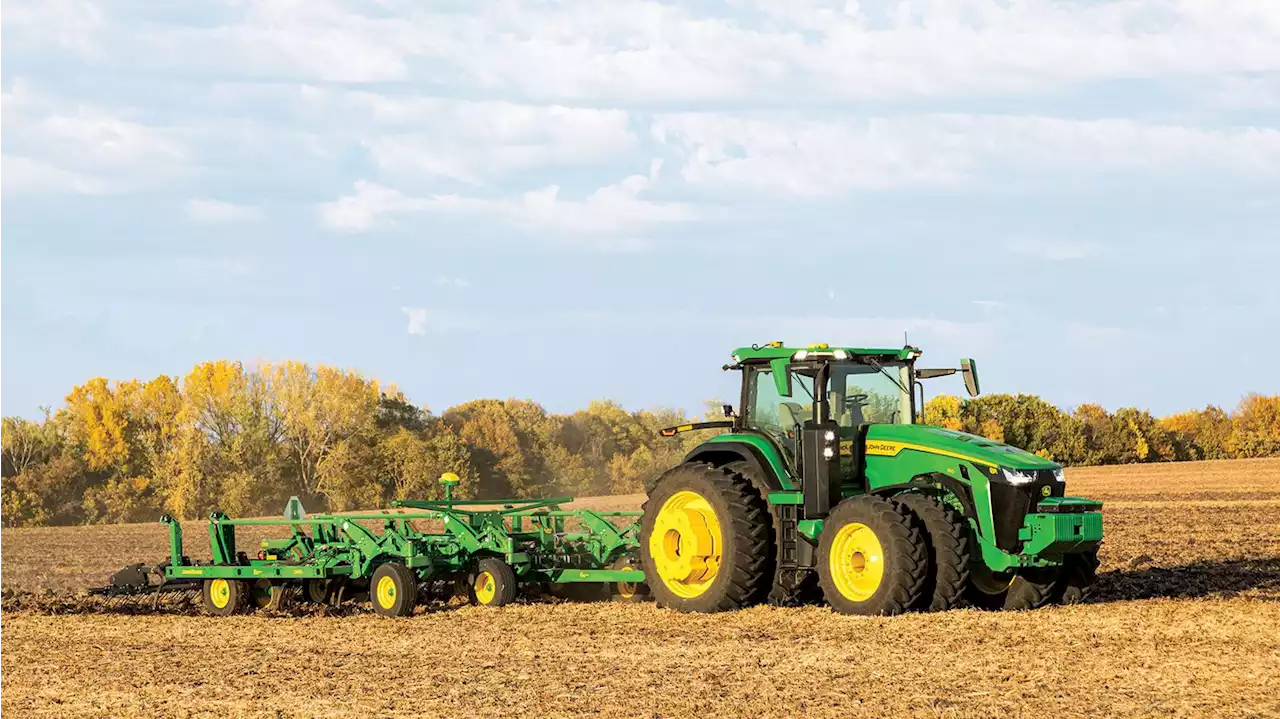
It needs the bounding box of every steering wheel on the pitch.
[848,393,869,404]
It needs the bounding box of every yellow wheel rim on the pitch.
[616,566,638,599]
[209,579,231,609]
[474,571,497,605]
[829,522,886,602]
[648,490,722,599]
[376,575,398,609]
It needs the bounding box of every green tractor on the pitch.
[641,342,1103,615]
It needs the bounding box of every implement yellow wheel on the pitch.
[370,563,417,618]
[210,579,231,608]
[648,490,723,599]
[469,558,517,607]
[202,578,246,616]
[375,575,398,609]
[827,522,886,602]
[473,571,497,605]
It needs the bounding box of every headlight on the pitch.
[1053,468,1065,483]
[823,430,836,441]
[823,447,835,459]
[1001,468,1037,485]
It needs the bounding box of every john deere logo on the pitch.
[1040,485,1052,498]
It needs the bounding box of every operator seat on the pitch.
[847,396,867,427]
[778,402,806,434]
[829,391,847,426]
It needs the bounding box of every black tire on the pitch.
[611,554,651,603]
[249,579,280,610]
[817,496,928,616]
[966,564,1059,611]
[201,578,248,616]
[370,563,418,618]
[469,558,518,607]
[640,462,772,613]
[303,578,332,604]
[896,492,971,612]
[1051,551,1100,605]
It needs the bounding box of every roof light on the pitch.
[833,349,848,360]
[794,350,809,360]
[809,343,829,349]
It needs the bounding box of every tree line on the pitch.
[2,359,1277,527]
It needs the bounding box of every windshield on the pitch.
[828,361,914,426]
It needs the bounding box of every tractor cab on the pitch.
[727,342,978,475]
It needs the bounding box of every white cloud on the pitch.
[184,198,263,224]
[654,113,1280,196]
[319,160,698,236]
[345,95,637,184]
[1,155,114,196]
[3,82,186,196]
[401,0,1280,103]
[3,0,105,56]
[402,307,428,336]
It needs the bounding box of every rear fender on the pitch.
[682,436,792,496]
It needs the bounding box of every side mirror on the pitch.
[721,404,736,418]
[961,358,980,397]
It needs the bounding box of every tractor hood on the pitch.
[862,424,1061,471]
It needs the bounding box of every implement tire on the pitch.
[470,558,518,608]
[202,578,247,616]
[641,462,772,613]
[817,496,928,616]
[1052,551,1101,605]
[371,563,418,618]
[966,565,1058,611]
[896,492,971,612]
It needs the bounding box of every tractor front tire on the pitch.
[896,492,971,612]
[641,463,772,613]
[966,565,1058,611]
[817,496,928,616]
[371,563,418,618]
[1052,551,1100,605]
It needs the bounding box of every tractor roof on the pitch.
[731,343,922,363]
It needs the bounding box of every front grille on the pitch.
[989,470,1063,552]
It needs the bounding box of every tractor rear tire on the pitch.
[641,462,772,613]
[896,493,971,612]
[469,558,518,608]
[817,496,929,616]
[371,563,418,618]
[202,578,248,616]
[966,565,1058,611]
[1052,551,1100,605]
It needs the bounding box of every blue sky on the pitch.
[3,0,1278,420]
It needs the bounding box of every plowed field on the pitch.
[3,458,1279,718]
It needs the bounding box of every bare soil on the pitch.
[3,458,1279,718]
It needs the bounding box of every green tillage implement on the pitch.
[137,494,647,617]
